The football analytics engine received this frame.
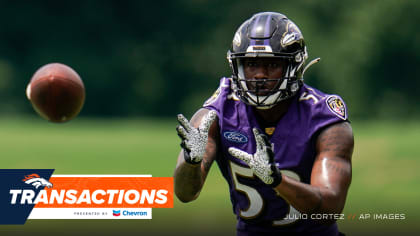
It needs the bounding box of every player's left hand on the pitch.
[176,110,217,164]
[228,128,282,187]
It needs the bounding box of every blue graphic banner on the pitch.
[0,169,54,224]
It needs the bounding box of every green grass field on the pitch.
[0,117,419,235]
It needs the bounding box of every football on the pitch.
[26,63,85,123]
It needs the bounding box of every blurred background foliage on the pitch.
[0,0,418,119]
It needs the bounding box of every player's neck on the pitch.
[253,98,293,125]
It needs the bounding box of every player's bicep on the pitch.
[311,122,354,194]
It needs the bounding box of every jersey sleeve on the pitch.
[311,94,349,137]
[202,77,231,116]
[300,86,349,138]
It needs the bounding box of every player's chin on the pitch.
[248,89,276,97]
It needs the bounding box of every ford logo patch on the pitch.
[223,131,248,143]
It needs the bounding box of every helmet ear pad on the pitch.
[227,12,309,108]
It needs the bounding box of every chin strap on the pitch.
[302,57,321,77]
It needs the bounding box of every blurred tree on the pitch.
[0,0,417,119]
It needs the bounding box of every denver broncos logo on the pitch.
[22,173,53,189]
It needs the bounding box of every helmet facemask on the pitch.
[229,49,307,109]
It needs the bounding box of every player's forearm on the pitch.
[174,160,204,203]
[274,175,346,216]
[276,122,353,217]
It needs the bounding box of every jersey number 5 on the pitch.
[230,161,302,226]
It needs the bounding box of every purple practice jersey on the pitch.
[203,77,348,236]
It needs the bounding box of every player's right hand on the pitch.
[176,110,217,165]
[228,128,282,187]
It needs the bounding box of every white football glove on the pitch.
[176,110,217,164]
[229,128,282,187]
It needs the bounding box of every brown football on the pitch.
[26,63,85,123]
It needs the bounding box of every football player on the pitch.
[174,12,353,236]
